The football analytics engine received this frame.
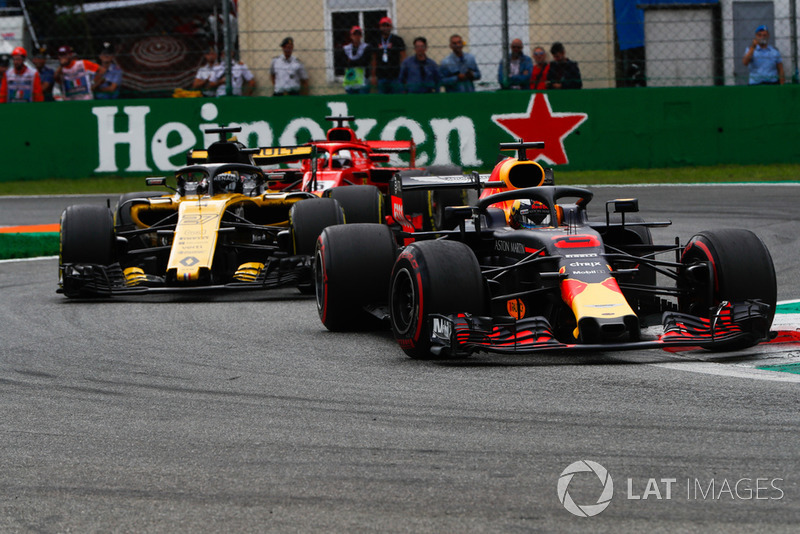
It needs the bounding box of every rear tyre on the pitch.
[290,198,344,255]
[679,229,776,348]
[328,185,384,224]
[315,224,397,331]
[389,240,485,359]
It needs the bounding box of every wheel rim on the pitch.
[391,267,416,335]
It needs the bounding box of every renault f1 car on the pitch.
[314,141,777,359]
[58,128,345,298]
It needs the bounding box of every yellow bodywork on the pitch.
[167,198,229,281]
[125,191,305,283]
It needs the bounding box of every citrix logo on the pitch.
[557,460,614,517]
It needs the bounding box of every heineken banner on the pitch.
[2,85,799,181]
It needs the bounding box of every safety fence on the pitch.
[1,0,798,98]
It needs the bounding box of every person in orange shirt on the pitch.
[54,45,99,101]
[0,47,44,103]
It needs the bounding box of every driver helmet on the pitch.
[509,199,551,228]
[212,171,242,194]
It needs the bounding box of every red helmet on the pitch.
[12,46,27,57]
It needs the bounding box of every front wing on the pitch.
[428,300,773,355]
[59,255,311,297]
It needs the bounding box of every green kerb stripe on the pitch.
[0,233,59,260]
[756,363,800,375]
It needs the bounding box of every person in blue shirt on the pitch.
[398,37,439,93]
[439,34,481,92]
[497,38,532,90]
[32,47,55,101]
[743,25,784,85]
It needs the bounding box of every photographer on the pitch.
[439,34,481,92]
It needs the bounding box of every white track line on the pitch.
[0,255,58,264]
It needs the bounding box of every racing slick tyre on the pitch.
[389,240,486,359]
[327,185,384,224]
[315,224,397,331]
[426,165,467,231]
[290,198,345,256]
[60,204,116,298]
[679,229,777,349]
[61,205,116,265]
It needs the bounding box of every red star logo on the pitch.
[492,93,588,165]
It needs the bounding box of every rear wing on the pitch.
[187,145,317,166]
[253,145,317,165]
[394,171,487,193]
[389,171,486,243]
[366,140,416,167]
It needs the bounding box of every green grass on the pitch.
[2,163,800,196]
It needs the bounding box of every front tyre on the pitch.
[389,240,485,359]
[315,224,397,331]
[679,229,776,348]
[59,204,116,298]
[290,198,345,255]
[60,204,116,266]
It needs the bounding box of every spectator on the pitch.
[92,42,122,99]
[214,56,256,96]
[440,34,481,92]
[192,46,223,97]
[498,38,532,90]
[398,36,439,93]
[270,37,309,96]
[54,45,99,101]
[547,42,582,89]
[1,47,43,103]
[0,54,9,84]
[32,47,55,101]
[370,17,406,94]
[340,26,371,94]
[530,46,549,90]
[743,24,784,85]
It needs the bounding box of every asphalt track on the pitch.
[1,185,799,532]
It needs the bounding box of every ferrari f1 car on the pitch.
[186,117,462,231]
[314,142,777,359]
[58,128,347,298]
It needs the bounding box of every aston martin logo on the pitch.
[492,93,588,165]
